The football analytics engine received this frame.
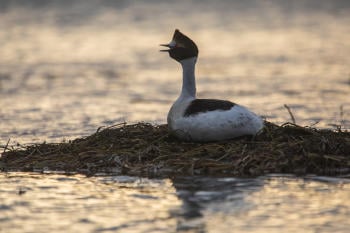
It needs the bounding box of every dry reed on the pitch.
[1,121,349,177]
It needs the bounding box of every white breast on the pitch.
[168,104,263,142]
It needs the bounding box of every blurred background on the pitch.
[0,0,349,144]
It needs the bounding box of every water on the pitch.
[0,1,350,232]
[0,172,349,233]
[0,0,349,144]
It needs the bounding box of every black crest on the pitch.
[184,99,236,117]
[161,29,199,62]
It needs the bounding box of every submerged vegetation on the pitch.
[1,122,349,177]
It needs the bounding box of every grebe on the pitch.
[161,29,263,142]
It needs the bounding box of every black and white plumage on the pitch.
[161,29,263,142]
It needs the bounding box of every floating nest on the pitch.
[1,122,349,177]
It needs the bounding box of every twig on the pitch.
[96,122,127,133]
[2,138,10,154]
[284,104,296,124]
[340,105,344,128]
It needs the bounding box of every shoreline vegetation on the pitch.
[1,121,349,177]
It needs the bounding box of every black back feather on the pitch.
[184,99,236,117]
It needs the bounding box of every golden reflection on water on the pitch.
[1,173,349,233]
[0,173,181,233]
[204,177,350,233]
[0,1,349,143]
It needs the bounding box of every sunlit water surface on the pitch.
[0,0,349,144]
[0,172,349,233]
[0,1,349,232]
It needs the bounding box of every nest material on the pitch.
[1,122,349,177]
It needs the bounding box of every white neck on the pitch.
[179,57,197,99]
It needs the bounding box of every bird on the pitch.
[160,29,263,142]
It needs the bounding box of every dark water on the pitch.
[0,1,349,232]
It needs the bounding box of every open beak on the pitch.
[159,44,171,52]
[159,40,176,52]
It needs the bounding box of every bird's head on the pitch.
[160,29,198,62]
